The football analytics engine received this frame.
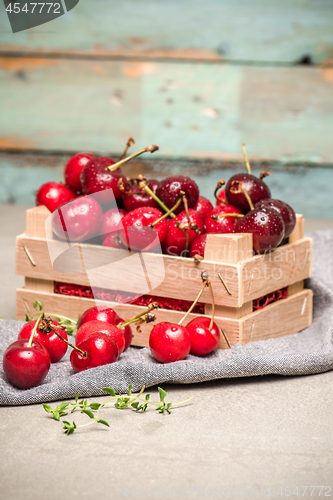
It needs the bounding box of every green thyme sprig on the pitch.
[23,299,78,336]
[43,384,193,435]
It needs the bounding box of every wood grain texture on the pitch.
[25,205,51,238]
[25,277,54,293]
[1,58,333,163]
[1,0,333,63]
[16,288,313,348]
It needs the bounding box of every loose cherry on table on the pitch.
[123,179,160,212]
[75,320,126,354]
[64,152,95,193]
[3,315,51,389]
[52,195,103,242]
[186,317,220,356]
[254,198,296,238]
[77,305,119,329]
[36,182,76,213]
[70,333,119,373]
[18,318,68,363]
[114,316,133,351]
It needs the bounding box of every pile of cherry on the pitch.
[36,141,296,256]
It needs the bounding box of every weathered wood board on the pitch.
[0,58,333,162]
[1,0,333,64]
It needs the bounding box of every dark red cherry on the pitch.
[3,339,51,389]
[18,319,68,363]
[254,199,296,238]
[123,179,159,212]
[194,196,214,220]
[235,207,285,254]
[156,176,199,214]
[80,156,127,204]
[77,306,119,329]
[64,153,95,193]
[162,209,204,256]
[75,320,125,354]
[149,322,191,363]
[114,317,133,351]
[118,207,167,252]
[190,233,207,258]
[205,204,243,234]
[186,317,220,356]
[225,173,271,213]
[70,333,119,373]
[100,208,127,242]
[36,182,76,213]
[52,196,103,242]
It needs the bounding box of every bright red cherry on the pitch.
[194,196,214,220]
[100,207,127,242]
[123,180,159,212]
[70,333,119,373]
[235,207,285,254]
[52,196,103,242]
[64,153,95,193]
[205,204,243,234]
[3,339,51,389]
[225,173,271,213]
[149,322,191,363]
[80,156,127,204]
[18,319,68,363]
[118,207,167,252]
[114,317,133,351]
[254,198,296,238]
[36,182,76,213]
[156,176,199,214]
[77,306,119,329]
[186,317,220,356]
[190,233,207,258]
[216,188,226,206]
[162,209,204,256]
[75,320,125,354]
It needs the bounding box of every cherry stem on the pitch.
[221,328,232,349]
[106,145,159,172]
[117,303,159,329]
[211,213,244,221]
[214,180,226,202]
[231,180,254,211]
[137,178,176,219]
[178,275,208,325]
[242,143,251,175]
[50,324,87,358]
[260,170,270,180]
[150,197,183,227]
[208,282,215,331]
[27,312,43,348]
[119,137,135,161]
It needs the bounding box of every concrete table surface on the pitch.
[0,203,333,500]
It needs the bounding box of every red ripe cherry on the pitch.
[118,207,167,252]
[36,182,76,213]
[186,317,220,356]
[162,209,204,256]
[64,153,95,193]
[75,320,125,354]
[70,333,119,373]
[102,234,125,248]
[149,322,191,363]
[194,196,214,220]
[123,179,159,212]
[225,173,271,213]
[114,317,133,351]
[80,156,127,204]
[3,339,51,389]
[100,207,127,242]
[216,188,226,206]
[205,204,243,234]
[190,233,207,258]
[235,207,285,254]
[77,306,118,329]
[18,319,68,363]
[254,198,296,238]
[52,195,103,242]
[156,176,199,214]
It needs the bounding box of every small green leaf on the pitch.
[103,387,116,396]
[89,403,102,410]
[25,313,31,321]
[127,384,133,396]
[75,394,79,403]
[145,394,150,401]
[53,411,60,421]
[81,409,94,419]
[32,301,38,311]
[158,387,167,402]
[97,419,110,427]
[131,402,139,409]
[58,402,69,411]
[63,421,76,435]
[43,404,53,414]
[36,300,43,310]
[59,411,68,417]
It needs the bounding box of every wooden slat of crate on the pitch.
[1,58,333,163]
[1,0,332,64]
[16,288,313,349]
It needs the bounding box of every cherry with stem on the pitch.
[106,144,159,173]
[214,179,226,203]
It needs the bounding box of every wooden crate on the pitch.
[16,206,313,349]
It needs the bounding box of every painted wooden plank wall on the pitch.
[1,0,333,64]
[0,57,332,162]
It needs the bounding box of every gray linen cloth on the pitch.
[1,228,333,406]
